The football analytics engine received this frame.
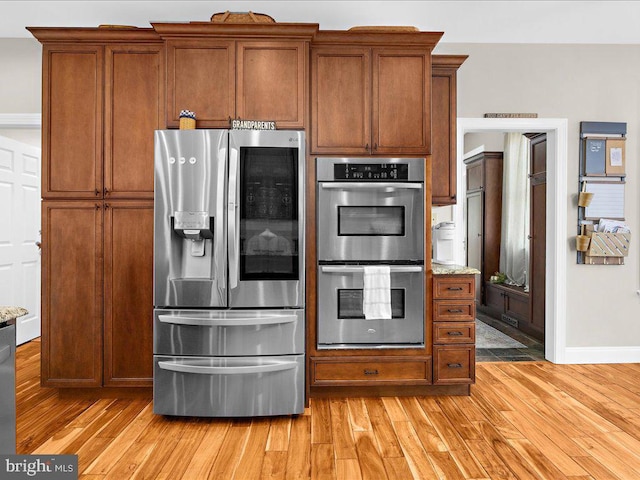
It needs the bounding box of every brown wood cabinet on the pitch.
[105,45,164,199]
[484,283,530,329]
[104,201,154,387]
[30,28,163,387]
[42,44,104,198]
[41,201,103,387]
[431,55,467,205]
[158,22,317,129]
[464,152,503,305]
[432,275,475,385]
[311,31,441,155]
[528,133,546,341]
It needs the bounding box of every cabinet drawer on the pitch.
[311,357,431,385]
[434,300,475,321]
[433,322,475,344]
[433,346,475,384]
[433,276,474,299]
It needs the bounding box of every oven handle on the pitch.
[158,360,298,375]
[158,314,298,327]
[319,182,422,190]
[320,266,423,273]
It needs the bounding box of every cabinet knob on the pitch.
[94,189,100,196]
[104,187,110,196]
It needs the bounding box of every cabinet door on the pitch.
[104,201,154,386]
[237,41,307,128]
[311,47,370,154]
[105,45,164,199]
[373,49,430,154]
[41,201,103,386]
[466,191,483,304]
[166,40,235,128]
[43,45,103,198]
[431,68,456,205]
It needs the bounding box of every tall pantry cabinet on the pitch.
[30,28,163,387]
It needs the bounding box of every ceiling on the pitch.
[3,1,640,44]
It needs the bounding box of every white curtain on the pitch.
[500,133,530,289]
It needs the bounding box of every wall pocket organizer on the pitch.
[577,121,629,265]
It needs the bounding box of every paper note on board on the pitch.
[609,147,623,166]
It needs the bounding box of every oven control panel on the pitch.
[334,163,409,181]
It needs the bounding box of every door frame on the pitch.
[456,117,568,364]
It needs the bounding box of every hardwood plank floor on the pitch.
[16,339,640,479]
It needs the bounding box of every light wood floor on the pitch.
[16,339,640,479]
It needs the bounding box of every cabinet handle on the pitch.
[104,187,110,196]
[104,203,110,210]
[364,143,369,151]
[446,331,463,336]
[447,287,463,291]
[447,309,464,313]
[363,369,379,376]
[373,143,378,151]
[95,204,100,210]
[94,189,100,196]
[447,363,463,368]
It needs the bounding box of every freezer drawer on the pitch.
[153,354,304,417]
[154,309,305,356]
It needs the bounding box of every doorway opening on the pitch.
[455,118,568,364]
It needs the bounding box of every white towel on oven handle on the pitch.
[362,266,392,320]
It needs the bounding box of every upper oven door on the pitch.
[318,181,424,261]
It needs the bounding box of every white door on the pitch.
[0,134,41,345]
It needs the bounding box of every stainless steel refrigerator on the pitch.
[153,129,305,417]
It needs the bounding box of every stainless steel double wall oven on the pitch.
[153,129,305,417]
[316,157,425,348]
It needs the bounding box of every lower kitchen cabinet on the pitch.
[310,357,432,385]
[432,274,476,386]
[41,200,154,387]
[104,201,154,386]
[42,201,103,387]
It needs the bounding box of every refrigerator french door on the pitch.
[153,129,305,417]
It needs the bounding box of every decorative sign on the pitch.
[230,119,276,130]
[484,113,538,118]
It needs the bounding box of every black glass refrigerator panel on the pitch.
[240,147,299,281]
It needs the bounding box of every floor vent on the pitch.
[501,314,519,328]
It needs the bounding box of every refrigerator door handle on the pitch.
[157,360,298,375]
[320,265,423,274]
[158,314,298,327]
[228,146,239,290]
[0,345,9,365]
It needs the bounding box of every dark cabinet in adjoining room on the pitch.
[464,151,503,306]
[526,133,546,341]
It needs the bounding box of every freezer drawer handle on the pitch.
[157,360,298,375]
[0,345,10,365]
[158,314,297,327]
[320,266,422,274]
[320,182,422,190]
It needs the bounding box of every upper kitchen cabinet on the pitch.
[311,30,442,155]
[431,55,467,205]
[29,28,164,200]
[105,45,164,199]
[155,22,318,129]
[41,44,104,198]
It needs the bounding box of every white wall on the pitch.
[437,42,640,351]
[0,39,41,113]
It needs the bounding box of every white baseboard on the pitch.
[561,346,640,364]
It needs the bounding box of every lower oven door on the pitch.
[154,309,304,356]
[317,265,424,347]
[153,354,304,417]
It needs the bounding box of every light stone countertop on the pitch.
[432,263,481,275]
[0,306,28,324]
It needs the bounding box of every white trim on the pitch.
[463,145,485,160]
[563,347,640,364]
[0,113,41,128]
[457,117,568,364]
